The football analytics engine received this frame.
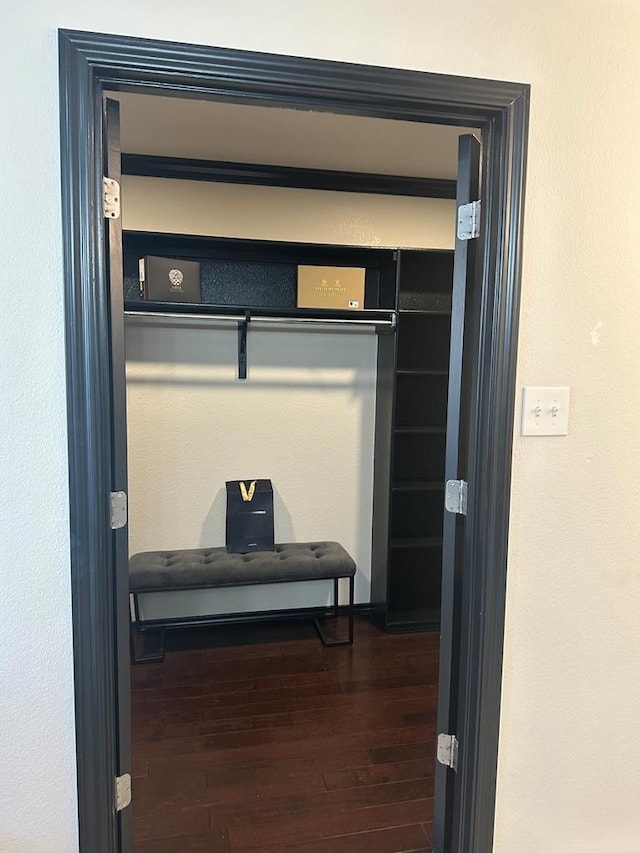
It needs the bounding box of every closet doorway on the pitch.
[117,91,474,852]
[59,29,529,853]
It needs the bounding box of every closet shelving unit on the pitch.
[371,250,454,633]
[122,229,453,633]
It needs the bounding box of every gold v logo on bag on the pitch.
[239,481,256,502]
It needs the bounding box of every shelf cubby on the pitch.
[387,543,444,617]
[397,248,454,294]
[396,313,452,371]
[392,430,447,484]
[391,488,445,540]
[394,373,448,429]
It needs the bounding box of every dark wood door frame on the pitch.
[58,28,529,853]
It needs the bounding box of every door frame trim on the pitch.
[58,28,529,853]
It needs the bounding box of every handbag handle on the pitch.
[239,480,257,502]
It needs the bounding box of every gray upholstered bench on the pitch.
[130,541,356,661]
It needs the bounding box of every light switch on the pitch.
[521,387,570,436]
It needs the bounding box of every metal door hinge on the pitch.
[115,773,131,811]
[110,491,128,530]
[457,200,481,240]
[445,479,468,516]
[103,176,121,219]
[437,733,459,770]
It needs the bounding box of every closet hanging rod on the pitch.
[124,310,397,329]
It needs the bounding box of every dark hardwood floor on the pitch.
[131,616,439,852]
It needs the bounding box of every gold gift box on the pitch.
[297,265,366,310]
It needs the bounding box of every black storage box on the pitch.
[139,256,201,303]
[225,479,275,554]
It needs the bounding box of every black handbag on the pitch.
[225,479,275,554]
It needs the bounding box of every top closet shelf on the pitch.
[123,300,397,330]
[122,232,399,321]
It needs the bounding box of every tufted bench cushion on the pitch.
[129,541,356,593]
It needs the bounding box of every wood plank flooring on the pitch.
[131,616,439,852]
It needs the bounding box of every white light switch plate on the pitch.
[521,387,570,436]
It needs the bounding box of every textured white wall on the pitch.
[126,322,379,616]
[4,2,640,852]
[124,177,454,618]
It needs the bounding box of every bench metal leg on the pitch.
[130,593,166,664]
[348,575,354,643]
[314,575,354,647]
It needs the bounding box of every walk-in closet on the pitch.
[117,91,473,851]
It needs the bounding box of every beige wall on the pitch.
[122,175,457,248]
[123,177,455,617]
[4,3,640,852]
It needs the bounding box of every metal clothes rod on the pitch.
[124,310,397,329]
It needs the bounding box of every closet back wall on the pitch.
[123,175,455,617]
